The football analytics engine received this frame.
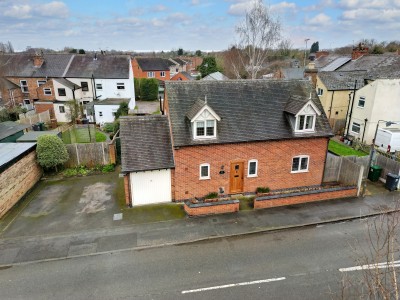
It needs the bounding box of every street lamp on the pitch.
[304,38,310,67]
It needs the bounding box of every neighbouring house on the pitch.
[0,121,30,143]
[93,98,130,125]
[120,115,174,206]
[201,71,229,81]
[120,80,333,206]
[347,78,400,144]
[170,71,195,81]
[168,58,189,76]
[0,142,42,218]
[274,67,305,80]
[0,52,135,124]
[132,57,173,81]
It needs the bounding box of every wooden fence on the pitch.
[19,110,51,125]
[376,154,400,181]
[323,154,364,195]
[65,142,116,168]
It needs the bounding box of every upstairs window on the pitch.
[96,83,103,90]
[58,88,66,96]
[147,72,155,78]
[291,156,309,173]
[195,120,216,138]
[37,80,46,87]
[296,115,314,131]
[20,80,29,93]
[317,88,323,96]
[117,83,125,90]
[357,96,365,108]
[43,88,52,95]
[160,71,165,77]
[81,82,89,91]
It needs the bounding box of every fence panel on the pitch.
[376,154,400,180]
[19,110,51,125]
[323,154,341,182]
[65,142,110,168]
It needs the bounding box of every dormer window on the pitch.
[293,101,321,134]
[296,115,315,131]
[187,99,221,141]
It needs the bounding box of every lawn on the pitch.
[328,140,368,157]
[62,127,107,144]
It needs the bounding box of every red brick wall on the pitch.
[7,77,54,101]
[0,150,42,218]
[170,73,190,81]
[132,58,171,80]
[35,102,55,119]
[184,202,239,216]
[254,188,357,209]
[172,138,329,201]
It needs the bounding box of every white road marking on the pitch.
[181,277,286,294]
[339,260,400,272]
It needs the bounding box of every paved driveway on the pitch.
[0,172,123,238]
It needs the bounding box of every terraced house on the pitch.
[120,80,333,206]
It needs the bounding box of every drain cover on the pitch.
[113,213,123,221]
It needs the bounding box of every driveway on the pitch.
[0,172,123,238]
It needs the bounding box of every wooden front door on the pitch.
[230,162,244,193]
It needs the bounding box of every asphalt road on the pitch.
[0,218,392,299]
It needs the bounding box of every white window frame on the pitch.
[20,80,29,93]
[247,159,258,177]
[96,83,103,90]
[81,81,89,91]
[351,122,361,134]
[43,88,52,96]
[37,80,46,87]
[317,88,323,96]
[357,96,365,108]
[59,106,65,113]
[295,114,315,132]
[194,119,216,139]
[147,71,155,78]
[199,163,210,180]
[291,155,309,173]
[160,71,165,77]
[116,83,125,90]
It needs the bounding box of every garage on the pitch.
[120,115,175,207]
[130,169,172,206]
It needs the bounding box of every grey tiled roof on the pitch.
[0,53,73,78]
[201,72,229,81]
[0,121,30,140]
[171,58,188,65]
[336,54,400,72]
[281,67,305,79]
[284,95,309,115]
[53,78,80,89]
[318,71,366,91]
[135,57,174,71]
[120,115,174,172]
[65,55,130,78]
[166,80,333,147]
[186,99,206,119]
[180,71,195,80]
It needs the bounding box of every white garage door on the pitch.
[130,169,172,206]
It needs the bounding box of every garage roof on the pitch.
[120,115,174,173]
[0,143,36,170]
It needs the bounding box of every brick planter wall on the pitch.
[184,199,239,216]
[0,150,42,218]
[254,186,357,209]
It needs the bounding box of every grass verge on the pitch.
[328,140,368,157]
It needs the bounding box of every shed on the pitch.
[0,121,30,143]
[120,115,174,206]
[16,130,61,142]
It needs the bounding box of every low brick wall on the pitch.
[184,199,239,216]
[254,186,357,210]
[0,150,42,218]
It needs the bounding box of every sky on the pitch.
[1,0,400,52]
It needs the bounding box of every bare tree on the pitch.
[234,0,281,79]
[337,212,400,299]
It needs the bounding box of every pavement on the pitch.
[0,175,399,267]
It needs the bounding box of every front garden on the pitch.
[328,140,368,157]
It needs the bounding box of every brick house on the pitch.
[132,57,174,80]
[120,80,333,206]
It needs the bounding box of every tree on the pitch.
[198,56,220,78]
[78,49,85,54]
[195,50,202,57]
[177,48,184,56]
[36,135,69,172]
[114,102,129,119]
[310,41,319,53]
[235,0,281,79]
[66,100,79,123]
[69,48,77,53]
[139,78,158,100]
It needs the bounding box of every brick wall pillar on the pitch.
[124,174,131,206]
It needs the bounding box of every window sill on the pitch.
[247,175,258,178]
[199,177,210,180]
[291,170,309,174]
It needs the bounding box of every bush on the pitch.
[256,187,270,193]
[102,164,115,173]
[204,192,219,199]
[102,123,114,133]
[62,165,90,177]
[37,135,69,171]
[140,78,159,101]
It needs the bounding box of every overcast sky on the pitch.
[1,0,400,52]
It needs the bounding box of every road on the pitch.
[0,218,392,299]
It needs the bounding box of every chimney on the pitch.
[33,52,44,67]
[352,43,369,60]
[315,51,329,59]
